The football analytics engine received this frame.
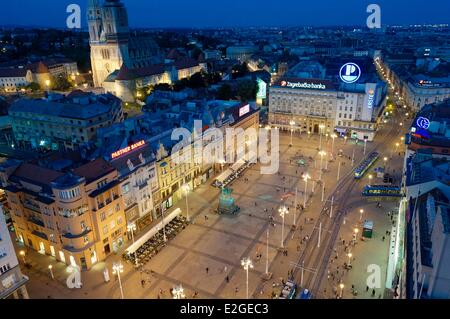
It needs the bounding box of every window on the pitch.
[122,183,130,194]
[103,225,108,235]
[100,212,106,221]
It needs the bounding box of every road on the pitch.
[287,110,407,298]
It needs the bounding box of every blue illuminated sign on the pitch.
[416,116,430,130]
[340,63,361,84]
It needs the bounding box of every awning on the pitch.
[215,168,234,184]
[231,158,246,172]
[125,208,181,254]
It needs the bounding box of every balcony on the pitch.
[28,217,45,228]
[62,228,92,239]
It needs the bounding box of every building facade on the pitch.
[0,207,29,299]
[8,92,123,151]
[0,158,127,271]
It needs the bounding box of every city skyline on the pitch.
[0,0,449,29]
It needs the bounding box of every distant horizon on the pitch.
[0,0,449,29]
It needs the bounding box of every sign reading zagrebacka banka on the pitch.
[280,80,327,90]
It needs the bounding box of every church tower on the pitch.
[88,0,131,88]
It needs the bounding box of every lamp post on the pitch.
[241,257,254,299]
[303,173,311,208]
[127,223,138,266]
[319,124,325,150]
[112,262,124,299]
[19,250,26,264]
[383,157,388,171]
[182,184,190,222]
[359,209,364,222]
[363,139,367,156]
[353,228,359,245]
[279,206,289,248]
[293,187,298,226]
[45,79,51,92]
[331,133,337,155]
[319,151,326,181]
[339,283,345,299]
[48,265,54,280]
[173,284,186,299]
[347,253,353,266]
[368,174,373,186]
[289,120,295,147]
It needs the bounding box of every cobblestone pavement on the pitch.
[16,118,406,299]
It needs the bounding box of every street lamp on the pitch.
[303,173,311,208]
[127,223,138,266]
[279,206,289,248]
[363,138,368,156]
[112,262,125,299]
[339,283,345,298]
[319,124,325,149]
[182,183,190,222]
[241,257,254,299]
[319,151,326,181]
[173,284,186,299]
[383,157,388,170]
[289,120,295,147]
[331,133,337,155]
[48,265,54,280]
[353,228,359,244]
[19,250,26,264]
[347,253,353,266]
[359,209,364,222]
[368,174,373,186]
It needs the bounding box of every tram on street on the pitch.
[354,152,379,179]
[362,185,402,197]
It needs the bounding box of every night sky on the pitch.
[0,0,449,28]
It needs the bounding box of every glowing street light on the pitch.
[173,284,186,299]
[368,174,373,186]
[353,228,359,244]
[319,151,326,181]
[279,206,289,248]
[127,223,138,266]
[347,253,353,266]
[359,209,364,221]
[48,265,54,280]
[303,173,311,208]
[289,120,295,147]
[19,250,26,264]
[319,124,326,149]
[339,283,345,298]
[241,257,254,299]
[112,262,125,299]
[182,183,191,222]
[331,133,337,155]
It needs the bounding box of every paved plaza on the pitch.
[15,122,406,299]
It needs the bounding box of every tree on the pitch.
[52,75,72,91]
[237,79,257,102]
[217,84,233,100]
[232,62,249,79]
[25,82,41,92]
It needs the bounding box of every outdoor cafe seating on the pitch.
[122,215,188,266]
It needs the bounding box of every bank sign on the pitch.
[280,80,327,90]
[111,140,146,159]
[340,62,361,84]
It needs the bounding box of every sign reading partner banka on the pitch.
[111,140,146,159]
[280,80,327,90]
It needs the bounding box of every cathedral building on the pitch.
[88,0,205,102]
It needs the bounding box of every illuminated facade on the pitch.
[269,77,384,141]
[8,92,123,151]
[0,208,29,299]
[0,159,127,271]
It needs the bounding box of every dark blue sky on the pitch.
[0,0,449,28]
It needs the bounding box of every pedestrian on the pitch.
[235,287,239,294]
[372,289,376,297]
[206,267,209,274]
[141,279,146,287]
[226,276,230,283]
[382,236,385,241]
[366,286,369,292]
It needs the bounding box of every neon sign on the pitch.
[280,81,326,90]
[340,63,361,84]
[416,117,430,130]
[239,104,250,117]
[111,140,146,159]
[367,89,375,109]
